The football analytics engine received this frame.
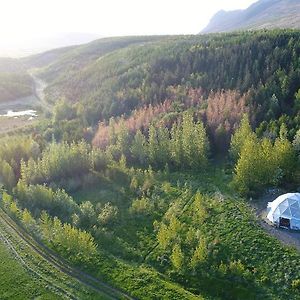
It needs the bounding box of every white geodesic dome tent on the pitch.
[267,193,300,230]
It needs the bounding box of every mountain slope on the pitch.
[24,31,300,128]
[202,0,300,33]
[0,58,33,103]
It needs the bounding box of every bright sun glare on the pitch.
[1,0,256,44]
[0,0,257,56]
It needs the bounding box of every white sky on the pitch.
[0,0,257,44]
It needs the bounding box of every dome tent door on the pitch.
[279,217,290,229]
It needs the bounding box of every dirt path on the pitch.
[30,73,52,111]
[252,191,300,252]
[0,209,135,300]
[259,219,300,251]
[0,220,78,299]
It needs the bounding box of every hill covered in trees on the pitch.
[25,30,300,151]
[0,58,33,103]
[202,0,300,33]
[1,30,300,299]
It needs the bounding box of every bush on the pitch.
[14,182,78,221]
[40,212,98,265]
[291,279,300,290]
[98,202,119,225]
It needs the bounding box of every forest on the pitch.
[1,30,300,299]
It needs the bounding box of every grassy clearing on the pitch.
[70,166,300,299]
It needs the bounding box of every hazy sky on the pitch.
[1,0,257,44]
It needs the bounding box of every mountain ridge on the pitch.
[202,0,300,33]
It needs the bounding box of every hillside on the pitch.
[0,58,33,103]
[1,30,300,299]
[202,0,300,33]
[24,31,300,133]
[24,36,166,80]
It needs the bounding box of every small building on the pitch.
[267,193,300,230]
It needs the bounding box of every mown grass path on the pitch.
[0,209,135,300]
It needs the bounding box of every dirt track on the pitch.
[0,209,134,300]
[253,190,300,252]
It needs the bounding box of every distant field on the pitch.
[0,76,50,135]
[0,116,37,135]
[0,239,60,300]
[0,58,34,103]
[0,94,40,113]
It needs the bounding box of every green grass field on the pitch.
[0,239,60,300]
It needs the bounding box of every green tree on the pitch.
[0,161,16,190]
[148,125,159,166]
[190,239,208,269]
[156,126,170,166]
[293,129,300,153]
[98,202,118,225]
[130,130,148,165]
[170,122,183,167]
[194,119,209,168]
[116,120,130,157]
[53,98,76,123]
[274,133,297,182]
[232,130,296,195]
[230,114,254,162]
[232,135,263,195]
[21,209,37,231]
[40,213,97,265]
[182,111,195,166]
[294,89,300,112]
[171,244,184,271]
[78,201,97,229]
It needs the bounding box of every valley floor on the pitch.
[0,74,49,135]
